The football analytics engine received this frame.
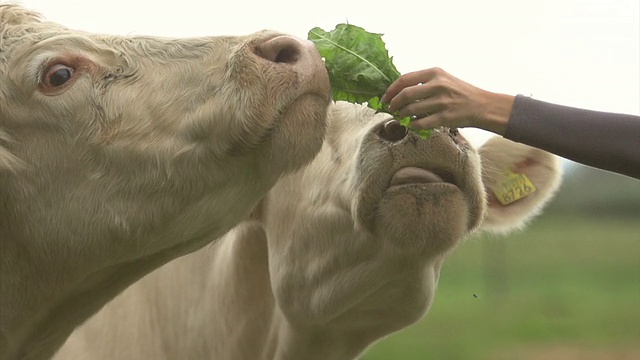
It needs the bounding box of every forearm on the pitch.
[504,95,640,180]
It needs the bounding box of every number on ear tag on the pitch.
[493,170,537,205]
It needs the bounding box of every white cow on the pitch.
[55,101,562,360]
[0,5,331,359]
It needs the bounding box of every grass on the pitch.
[361,213,640,360]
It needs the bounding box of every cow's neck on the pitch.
[209,225,373,360]
[263,316,375,360]
[3,232,211,360]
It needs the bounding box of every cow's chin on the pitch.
[265,93,330,174]
[373,183,470,257]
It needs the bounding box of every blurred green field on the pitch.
[362,212,639,360]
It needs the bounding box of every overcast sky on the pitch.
[15,0,640,147]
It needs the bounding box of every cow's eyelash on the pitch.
[27,53,59,87]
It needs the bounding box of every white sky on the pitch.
[14,0,640,145]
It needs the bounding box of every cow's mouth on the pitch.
[387,167,457,189]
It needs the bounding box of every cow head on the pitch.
[252,101,562,358]
[0,5,330,359]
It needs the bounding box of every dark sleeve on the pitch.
[504,94,640,180]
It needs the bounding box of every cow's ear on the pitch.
[477,136,563,234]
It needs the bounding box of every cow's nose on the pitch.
[254,36,304,64]
[378,119,408,142]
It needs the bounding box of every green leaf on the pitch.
[308,24,430,139]
[308,24,400,104]
[367,96,385,112]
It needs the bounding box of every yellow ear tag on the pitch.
[493,170,537,205]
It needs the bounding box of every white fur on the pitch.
[0,4,331,359]
[55,102,562,360]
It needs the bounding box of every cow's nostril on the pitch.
[379,119,408,142]
[255,36,302,64]
[275,47,298,63]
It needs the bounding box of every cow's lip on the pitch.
[387,167,458,189]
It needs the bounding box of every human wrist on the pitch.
[479,92,514,136]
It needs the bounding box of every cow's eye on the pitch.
[44,64,74,88]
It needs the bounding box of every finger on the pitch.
[387,86,427,112]
[409,114,446,130]
[382,68,440,103]
[383,69,434,103]
[396,96,442,119]
[387,82,438,113]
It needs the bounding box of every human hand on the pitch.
[381,68,515,135]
